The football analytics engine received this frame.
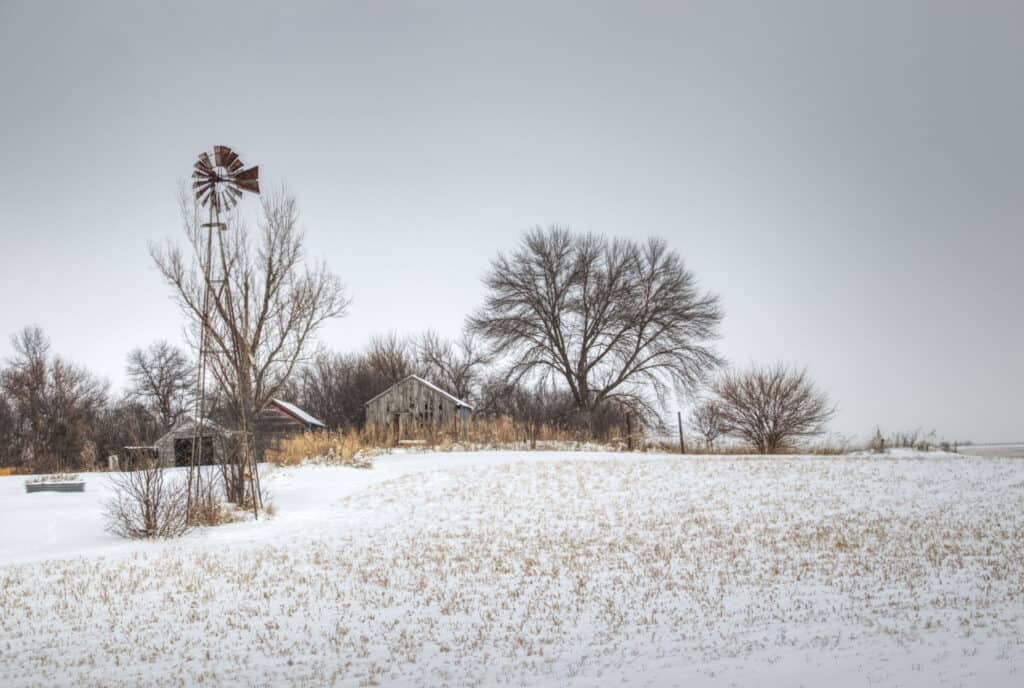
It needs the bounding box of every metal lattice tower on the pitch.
[187,146,260,519]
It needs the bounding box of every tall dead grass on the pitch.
[263,417,854,466]
[265,429,370,467]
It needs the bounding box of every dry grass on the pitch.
[264,419,615,467]
[2,455,1022,686]
[265,429,371,468]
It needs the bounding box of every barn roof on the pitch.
[364,375,474,410]
[155,416,229,445]
[268,398,326,428]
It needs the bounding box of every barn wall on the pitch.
[365,378,463,437]
[255,407,314,459]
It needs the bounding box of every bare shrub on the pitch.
[713,363,834,454]
[688,400,730,450]
[188,466,228,527]
[104,463,189,539]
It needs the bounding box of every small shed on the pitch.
[365,375,472,440]
[255,398,326,459]
[154,417,230,468]
[258,398,326,433]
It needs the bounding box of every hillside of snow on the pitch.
[1,451,1023,687]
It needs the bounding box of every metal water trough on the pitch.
[25,481,85,494]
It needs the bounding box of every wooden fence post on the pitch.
[626,412,633,451]
[677,411,686,454]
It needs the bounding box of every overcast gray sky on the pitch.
[1,1,1021,442]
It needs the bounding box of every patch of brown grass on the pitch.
[265,429,371,468]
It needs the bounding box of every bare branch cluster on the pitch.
[1,326,108,471]
[712,363,834,453]
[688,400,730,450]
[125,341,195,432]
[468,227,724,423]
[150,187,349,503]
[103,462,189,538]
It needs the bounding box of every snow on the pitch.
[1,451,1023,686]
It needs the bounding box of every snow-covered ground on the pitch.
[1,451,1023,687]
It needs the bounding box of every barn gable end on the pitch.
[365,375,472,440]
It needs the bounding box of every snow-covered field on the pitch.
[1,451,1023,687]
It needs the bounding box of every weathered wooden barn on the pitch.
[365,375,472,440]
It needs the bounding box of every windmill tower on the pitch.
[188,146,260,518]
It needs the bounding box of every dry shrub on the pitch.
[0,467,14,477]
[104,462,189,539]
[187,467,233,527]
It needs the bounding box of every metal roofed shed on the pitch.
[265,398,325,430]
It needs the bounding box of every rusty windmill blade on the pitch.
[214,145,232,168]
[222,148,240,170]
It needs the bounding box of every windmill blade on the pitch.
[223,149,240,170]
[228,157,245,173]
[214,145,233,168]
[235,166,260,194]
[196,152,213,171]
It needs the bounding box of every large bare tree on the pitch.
[713,363,834,453]
[125,340,195,432]
[151,188,349,503]
[469,227,723,426]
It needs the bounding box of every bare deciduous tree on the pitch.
[469,227,723,429]
[689,400,729,451]
[151,188,350,504]
[365,332,415,385]
[417,329,489,403]
[713,363,834,454]
[1,326,108,472]
[104,460,189,538]
[125,341,195,432]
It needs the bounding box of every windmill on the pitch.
[187,146,261,519]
